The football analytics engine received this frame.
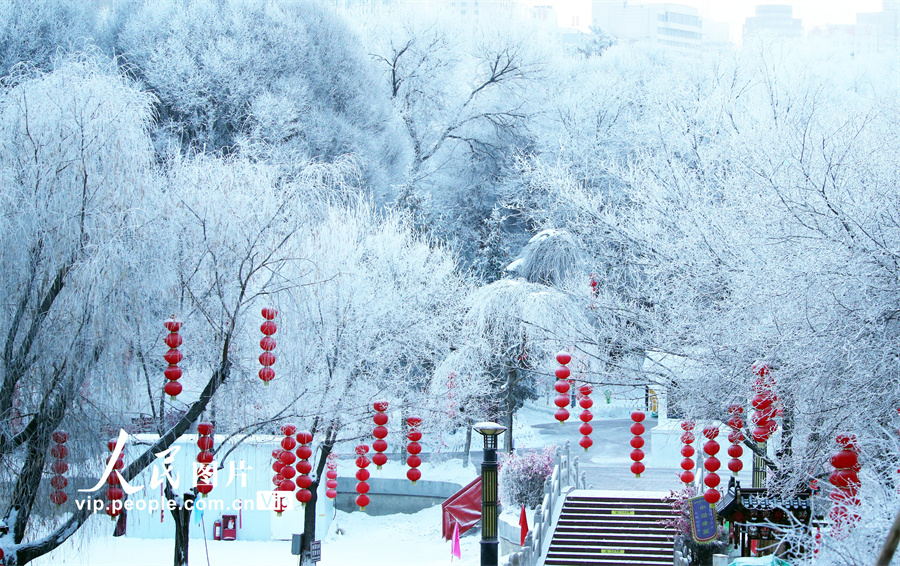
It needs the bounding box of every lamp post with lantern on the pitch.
[473,421,507,566]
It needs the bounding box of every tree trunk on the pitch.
[463,422,472,467]
[300,441,334,566]
[169,488,195,566]
[504,367,516,453]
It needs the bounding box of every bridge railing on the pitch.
[503,440,587,566]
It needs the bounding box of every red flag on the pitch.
[451,521,461,560]
[520,505,528,546]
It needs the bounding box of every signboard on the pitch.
[310,540,321,562]
[689,496,718,543]
[611,509,634,515]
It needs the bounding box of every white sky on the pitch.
[544,0,885,41]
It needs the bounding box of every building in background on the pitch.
[591,1,704,51]
[807,24,878,57]
[742,5,803,42]
[857,0,900,53]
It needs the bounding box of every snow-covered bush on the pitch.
[498,446,555,510]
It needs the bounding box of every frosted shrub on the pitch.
[499,446,556,510]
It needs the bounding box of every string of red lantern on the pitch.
[275,424,297,516]
[272,447,285,489]
[702,425,721,504]
[372,401,389,470]
[163,317,183,400]
[105,438,124,520]
[726,404,744,476]
[407,416,423,484]
[196,422,214,497]
[750,365,778,443]
[295,430,313,506]
[259,308,278,385]
[325,453,338,500]
[356,444,371,510]
[49,430,69,506]
[680,421,696,485]
[829,433,861,535]
[578,384,593,452]
[630,411,646,478]
[554,352,572,424]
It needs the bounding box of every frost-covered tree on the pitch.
[114,0,401,193]
[0,0,96,77]
[527,43,900,527]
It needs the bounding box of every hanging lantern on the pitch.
[750,366,779,443]
[163,317,183,400]
[630,411,646,477]
[702,425,721,504]
[294,430,313,506]
[407,416,423,484]
[48,430,68,506]
[577,384,593,451]
[355,444,371,510]
[726,404,744,476]
[195,422,214,497]
[326,453,338,500]
[553,352,571,424]
[679,420,695,485]
[372,401,389,469]
[259,308,277,385]
[829,434,860,533]
[105,439,124,520]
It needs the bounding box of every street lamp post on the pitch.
[473,421,507,566]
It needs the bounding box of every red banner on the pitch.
[441,477,482,540]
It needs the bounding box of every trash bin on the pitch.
[222,514,237,541]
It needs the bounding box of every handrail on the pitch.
[503,440,585,566]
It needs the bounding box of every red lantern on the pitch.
[294,429,312,505]
[356,444,371,510]
[553,352,571,424]
[407,416,423,484]
[578,384,593,451]
[680,421,695,486]
[163,317,184,400]
[750,372,778,444]
[196,422,215,497]
[372,400,389,469]
[630,411,645,477]
[702,425,721,503]
[326,454,338,500]
[105,441,122,520]
[49,429,69,507]
[830,434,861,534]
[259,309,277,385]
[281,436,297,451]
[725,408,745,477]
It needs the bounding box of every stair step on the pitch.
[552,536,674,547]
[545,494,677,566]
[546,551,673,564]
[545,559,672,566]
[551,541,674,556]
[557,529,674,544]
[555,526,672,537]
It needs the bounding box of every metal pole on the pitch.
[481,433,499,566]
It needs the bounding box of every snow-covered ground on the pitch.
[34,504,484,566]
[32,397,658,566]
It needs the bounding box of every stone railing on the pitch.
[503,441,587,566]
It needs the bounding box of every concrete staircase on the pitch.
[544,493,675,566]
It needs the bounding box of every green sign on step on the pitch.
[610,509,635,515]
[601,549,625,554]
